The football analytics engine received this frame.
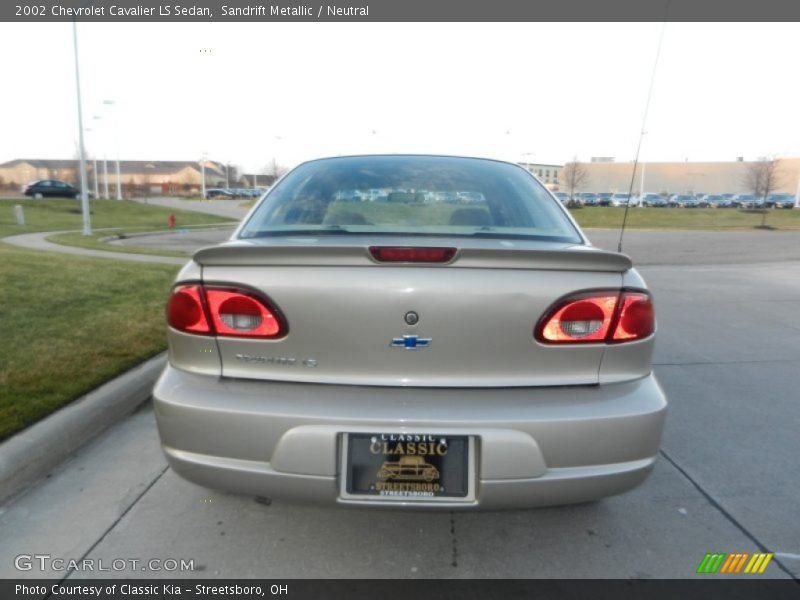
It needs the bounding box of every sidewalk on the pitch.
[3,231,187,265]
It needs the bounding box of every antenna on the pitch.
[618,13,670,253]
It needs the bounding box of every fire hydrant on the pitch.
[168,213,176,229]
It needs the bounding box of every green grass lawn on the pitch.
[0,198,232,440]
[0,245,179,441]
[0,197,233,239]
[570,207,800,230]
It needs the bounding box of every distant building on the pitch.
[578,159,800,195]
[0,158,231,195]
[238,173,278,188]
[518,162,562,190]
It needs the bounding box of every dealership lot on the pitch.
[1,234,799,579]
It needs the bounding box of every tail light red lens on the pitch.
[167,286,211,334]
[369,246,456,263]
[167,285,286,338]
[612,292,655,342]
[204,288,283,337]
[535,290,654,344]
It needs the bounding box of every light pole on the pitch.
[521,152,536,170]
[639,131,648,198]
[640,161,646,198]
[200,153,207,200]
[84,126,99,199]
[72,19,91,235]
[103,100,122,199]
[93,115,110,199]
[794,169,800,209]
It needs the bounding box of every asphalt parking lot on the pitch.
[1,231,799,580]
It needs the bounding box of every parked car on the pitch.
[669,194,695,207]
[639,193,663,207]
[732,194,756,208]
[205,188,235,199]
[23,179,80,199]
[766,193,794,209]
[609,193,633,207]
[716,194,737,208]
[701,194,724,208]
[553,192,570,205]
[595,192,613,206]
[156,154,666,509]
[581,193,598,206]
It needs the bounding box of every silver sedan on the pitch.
[154,155,666,509]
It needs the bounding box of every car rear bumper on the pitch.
[153,365,667,509]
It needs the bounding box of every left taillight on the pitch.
[535,289,654,345]
[167,285,211,335]
[167,285,286,338]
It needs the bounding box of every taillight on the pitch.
[369,246,456,263]
[611,292,655,342]
[167,285,286,338]
[535,290,654,344]
[167,285,211,334]
[204,288,284,338]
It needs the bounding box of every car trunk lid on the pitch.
[195,237,629,387]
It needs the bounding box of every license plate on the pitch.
[341,433,473,502]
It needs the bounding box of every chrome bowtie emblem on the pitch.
[391,335,432,349]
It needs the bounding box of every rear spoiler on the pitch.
[194,243,632,272]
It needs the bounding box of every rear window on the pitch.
[238,156,582,243]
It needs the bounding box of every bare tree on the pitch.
[264,158,287,184]
[560,158,589,207]
[742,157,783,227]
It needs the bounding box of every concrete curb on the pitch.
[0,352,166,506]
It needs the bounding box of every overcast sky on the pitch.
[1,22,799,172]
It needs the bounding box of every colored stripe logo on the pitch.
[696,552,773,574]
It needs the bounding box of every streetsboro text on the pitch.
[221,5,370,16]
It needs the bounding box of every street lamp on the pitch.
[84,126,99,199]
[72,18,91,235]
[93,115,109,199]
[102,99,123,200]
[200,152,207,200]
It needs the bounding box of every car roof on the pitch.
[293,153,528,172]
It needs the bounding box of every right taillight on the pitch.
[167,285,287,339]
[610,292,655,342]
[535,289,654,344]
